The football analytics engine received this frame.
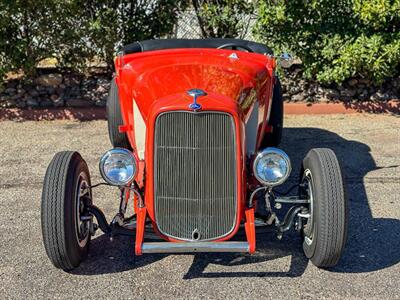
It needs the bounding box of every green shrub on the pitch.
[0,0,187,80]
[192,0,254,38]
[0,0,89,78]
[2,0,399,87]
[81,0,187,67]
[254,0,400,85]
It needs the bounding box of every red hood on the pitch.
[116,48,274,121]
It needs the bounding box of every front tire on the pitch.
[41,151,92,270]
[301,148,348,268]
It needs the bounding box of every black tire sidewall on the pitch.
[41,151,92,270]
[269,78,283,140]
[301,153,322,259]
[64,154,92,266]
[106,78,132,150]
[261,77,283,148]
[301,149,348,267]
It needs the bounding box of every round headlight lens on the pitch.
[253,148,291,186]
[99,148,137,186]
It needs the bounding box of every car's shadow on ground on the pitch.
[72,127,400,278]
[182,229,308,279]
[281,127,400,274]
[71,234,166,275]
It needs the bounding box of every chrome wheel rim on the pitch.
[302,169,314,246]
[75,172,91,248]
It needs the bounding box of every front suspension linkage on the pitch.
[250,184,311,239]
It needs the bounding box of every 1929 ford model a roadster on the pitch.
[41,39,348,271]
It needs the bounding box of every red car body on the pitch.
[41,40,347,271]
[113,48,277,255]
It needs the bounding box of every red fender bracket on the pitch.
[119,124,133,133]
[135,205,147,255]
[245,208,256,253]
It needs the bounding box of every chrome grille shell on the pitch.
[154,111,237,241]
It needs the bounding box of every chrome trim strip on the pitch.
[142,242,249,253]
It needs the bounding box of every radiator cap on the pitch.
[187,89,207,111]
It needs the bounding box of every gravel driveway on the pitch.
[0,114,399,299]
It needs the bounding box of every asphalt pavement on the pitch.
[0,114,399,299]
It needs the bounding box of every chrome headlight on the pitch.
[253,148,291,186]
[99,148,137,186]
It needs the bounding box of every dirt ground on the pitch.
[0,114,399,299]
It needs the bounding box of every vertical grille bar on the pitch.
[154,111,237,241]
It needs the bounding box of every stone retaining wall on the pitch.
[0,71,111,109]
[1,67,399,109]
[281,67,400,103]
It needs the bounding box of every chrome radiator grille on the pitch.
[154,111,237,241]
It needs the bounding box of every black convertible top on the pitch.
[122,38,273,55]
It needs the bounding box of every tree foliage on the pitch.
[0,0,89,77]
[254,0,400,84]
[0,0,187,79]
[80,0,187,66]
[1,0,399,86]
[192,0,255,38]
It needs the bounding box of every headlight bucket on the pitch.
[99,148,137,186]
[253,147,291,186]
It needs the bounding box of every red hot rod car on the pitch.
[41,39,348,271]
